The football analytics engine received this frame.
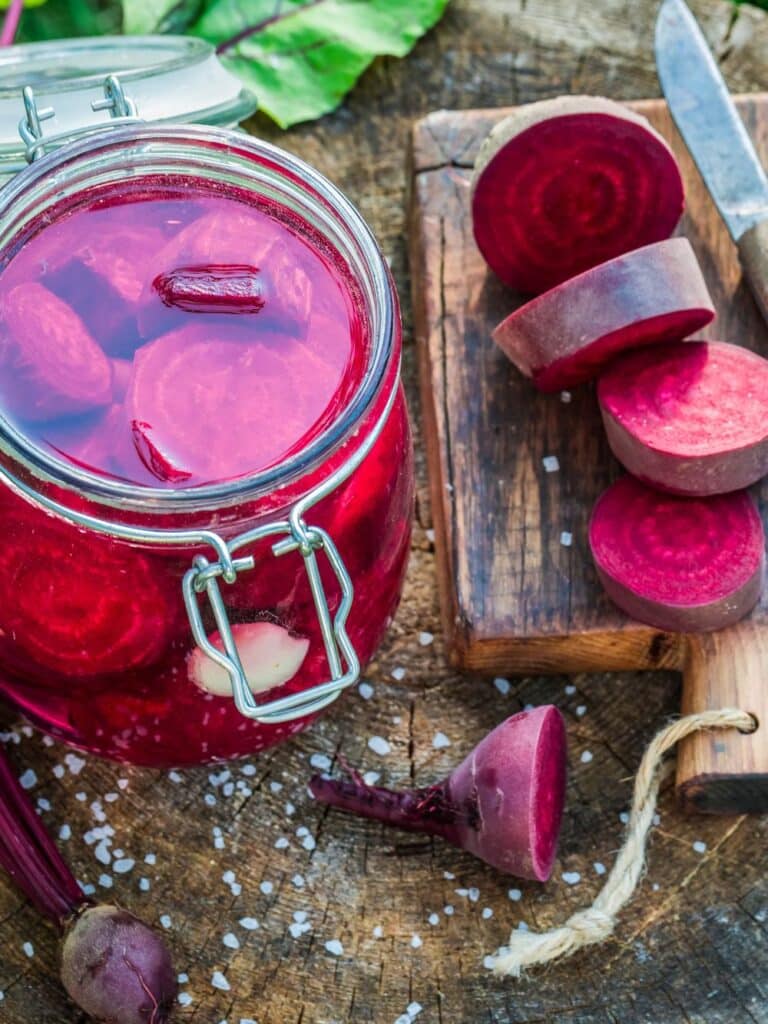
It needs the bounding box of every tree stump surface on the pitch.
[1,3,767,1022]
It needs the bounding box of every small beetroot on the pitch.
[492,238,715,391]
[598,341,768,495]
[310,706,567,881]
[471,95,684,294]
[589,476,765,632]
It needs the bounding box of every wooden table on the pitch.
[2,2,767,1021]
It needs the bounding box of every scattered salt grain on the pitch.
[289,921,312,938]
[167,770,182,784]
[493,677,511,695]
[410,933,423,949]
[59,824,71,841]
[222,933,240,950]
[363,771,381,786]
[204,794,217,807]
[65,754,86,775]
[284,802,296,816]
[37,797,51,812]
[443,871,455,880]
[113,858,135,874]
[145,853,157,865]
[517,921,529,932]
[82,883,96,897]
[594,862,607,876]
[428,913,440,926]
[75,792,87,802]
[562,872,581,886]
[443,905,454,916]
[576,705,587,717]
[358,682,374,700]
[432,732,451,750]
[19,769,36,790]
[292,874,305,888]
[560,391,572,403]
[372,925,384,938]
[368,736,391,756]
[483,955,496,970]
[325,939,344,956]
[98,874,113,889]
[160,914,172,929]
[467,887,480,903]
[310,753,332,771]
[542,455,560,473]
[118,778,129,790]
[104,792,119,803]
[94,841,112,866]
[580,750,593,764]
[139,878,151,891]
[211,971,230,991]
[482,908,493,919]
[693,840,707,854]
[52,765,65,779]
[619,811,630,824]
[239,917,259,930]
[392,715,402,725]
[564,684,576,695]
[240,1019,257,1024]
[22,942,33,958]
[177,974,189,984]
[418,631,434,647]
[260,881,274,895]
[560,531,573,547]
[275,837,290,850]
[391,667,406,681]
[178,993,193,1006]
[301,834,316,851]
[269,781,283,794]
[508,888,522,901]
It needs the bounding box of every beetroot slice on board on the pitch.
[0,506,177,676]
[0,283,113,421]
[599,341,768,496]
[492,238,715,391]
[589,476,765,633]
[127,324,344,485]
[471,95,685,294]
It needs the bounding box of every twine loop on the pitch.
[488,707,756,977]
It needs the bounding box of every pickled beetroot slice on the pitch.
[471,95,684,294]
[0,283,113,421]
[589,476,765,633]
[153,264,266,314]
[599,342,768,496]
[492,238,714,392]
[127,324,343,484]
[0,507,177,676]
[188,622,309,697]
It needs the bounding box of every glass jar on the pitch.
[0,123,413,766]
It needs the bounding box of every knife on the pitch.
[655,0,768,322]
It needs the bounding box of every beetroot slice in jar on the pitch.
[599,341,768,496]
[589,476,765,633]
[0,507,178,676]
[471,95,685,294]
[492,238,715,392]
[0,283,113,421]
[127,323,344,484]
[153,264,266,314]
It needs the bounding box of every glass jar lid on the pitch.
[0,35,257,174]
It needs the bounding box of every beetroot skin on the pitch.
[589,476,765,632]
[471,95,685,294]
[599,341,768,495]
[310,706,568,882]
[492,238,715,391]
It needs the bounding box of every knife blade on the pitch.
[655,0,768,242]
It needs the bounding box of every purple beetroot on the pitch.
[310,706,568,882]
[598,340,768,496]
[492,238,715,391]
[471,95,685,294]
[0,746,176,1022]
[589,475,765,632]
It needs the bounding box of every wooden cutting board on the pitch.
[408,95,768,813]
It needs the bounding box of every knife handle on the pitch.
[737,218,768,324]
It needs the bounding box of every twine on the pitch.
[488,707,756,977]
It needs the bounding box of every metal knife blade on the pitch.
[655,0,768,241]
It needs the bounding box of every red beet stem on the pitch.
[0,747,86,926]
[0,0,23,46]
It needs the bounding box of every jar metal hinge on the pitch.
[19,76,141,163]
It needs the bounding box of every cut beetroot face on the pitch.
[599,341,768,496]
[127,323,343,485]
[0,283,113,422]
[153,264,266,315]
[471,95,685,294]
[492,238,715,391]
[589,476,765,632]
[0,506,178,676]
[188,622,309,697]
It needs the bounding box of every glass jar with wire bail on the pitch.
[0,46,413,766]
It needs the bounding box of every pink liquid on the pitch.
[0,178,412,765]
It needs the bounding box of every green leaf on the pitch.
[190,0,450,128]
[123,0,203,34]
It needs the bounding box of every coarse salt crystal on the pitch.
[418,632,434,647]
[363,771,380,786]
[285,802,296,815]
[178,993,193,1007]
[292,874,305,888]
[358,682,374,700]
[65,754,86,775]
[52,765,65,779]
[211,971,230,991]
[160,914,172,929]
[289,922,311,938]
[309,753,332,772]
[542,455,560,473]
[443,905,454,916]
[576,705,587,717]
[432,732,451,750]
[239,917,260,930]
[222,933,239,949]
[140,878,151,891]
[98,874,113,888]
[167,770,182,784]
[22,942,33,958]
[94,841,112,866]
[325,939,344,956]
[391,667,406,681]
[580,750,593,764]
[560,531,573,547]
[274,837,289,849]
[564,684,576,695]
[260,881,273,895]
[427,913,439,926]
[619,812,630,824]
[113,858,135,874]
[19,769,36,789]
[59,824,71,840]
[493,677,511,695]
[560,391,572,403]
[443,871,455,880]
[105,792,119,803]
[372,925,384,938]
[269,781,283,793]
[482,907,493,919]
[301,834,316,851]
[177,973,189,984]
[468,888,480,902]
[483,955,496,970]
[368,736,391,756]
[145,853,157,865]
[410,933,423,948]
[693,840,707,854]
[562,872,581,885]
[508,888,522,901]
[594,862,607,875]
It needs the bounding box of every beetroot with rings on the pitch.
[0,283,113,421]
[310,706,567,881]
[492,238,715,391]
[599,341,768,495]
[153,263,266,314]
[589,476,765,632]
[471,95,685,294]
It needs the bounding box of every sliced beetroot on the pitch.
[188,622,309,697]
[310,706,568,881]
[0,507,178,676]
[153,264,266,314]
[471,95,684,294]
[492,238,715,391]
[127,323,343,484]
[599,341,768,496]
[589,476,765,632]
[0,283,113,421]
[111,358,133,401]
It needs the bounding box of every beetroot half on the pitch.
[492,238,715,391]
[589,476,765,632]
[310,706,568,882]
[598,341,768,496]
[471,95,685,294]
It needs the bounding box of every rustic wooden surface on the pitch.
[409,93,768,814]
[1,2,768,1022]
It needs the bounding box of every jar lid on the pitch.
[0,35,257,174]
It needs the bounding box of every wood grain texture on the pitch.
[738,218,768,324]
[1,2,768,1023]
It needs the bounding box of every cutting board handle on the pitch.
[677,621,766,813]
